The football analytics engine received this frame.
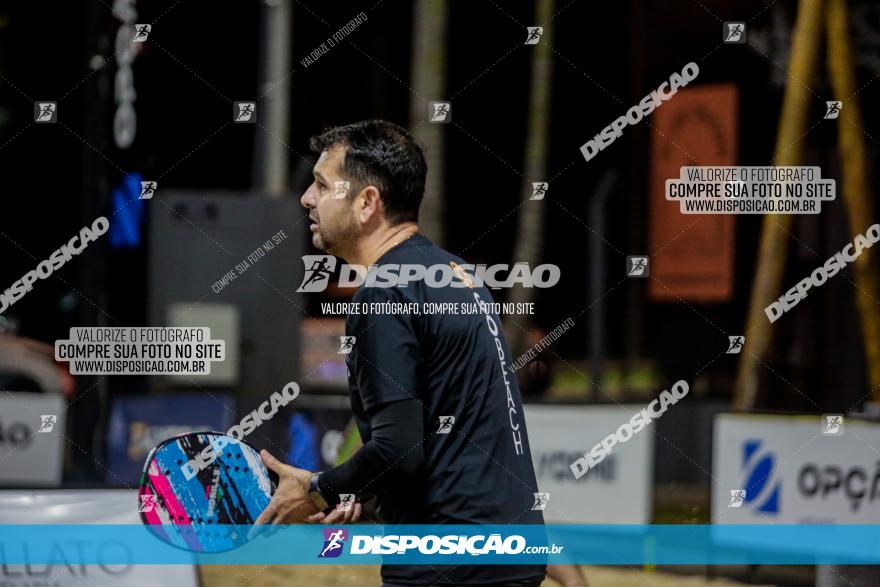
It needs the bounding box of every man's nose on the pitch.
[301,186,316,209]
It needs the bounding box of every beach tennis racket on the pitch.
[138,431,278,553]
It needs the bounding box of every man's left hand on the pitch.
[250,449,319,534]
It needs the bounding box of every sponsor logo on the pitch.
[319,528,348,558]
[537,451,616,483]
[741,439,781,514]
[798,461,880,512]
[205,468,221,518]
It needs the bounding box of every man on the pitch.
[254,120,547,586]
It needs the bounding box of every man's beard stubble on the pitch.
[314,213,360,261]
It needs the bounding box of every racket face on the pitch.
[138,431,277,553]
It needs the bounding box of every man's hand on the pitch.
[250,450,319,536]
[304,500,362,524]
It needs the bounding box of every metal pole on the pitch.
[589,170,617,399]
[253,0,292,197]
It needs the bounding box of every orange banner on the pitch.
[648,83,738,302]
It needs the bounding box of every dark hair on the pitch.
[309,120,427,224]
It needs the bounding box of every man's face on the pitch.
[300,146,359,254]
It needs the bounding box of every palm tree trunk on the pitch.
[506,0,554,358]
[409,0,448,245]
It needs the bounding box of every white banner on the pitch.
[712,413,880,524]
[0,489,198,586]
[0,393,65,486]
[525,405,653,523]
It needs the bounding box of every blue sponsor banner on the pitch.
[1,525,879,565]
[106,392,235,485]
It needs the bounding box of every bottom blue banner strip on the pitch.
[0,525,878,565]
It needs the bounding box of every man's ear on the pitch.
[357,186,383,223]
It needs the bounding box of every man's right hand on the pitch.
[304,500,362,524]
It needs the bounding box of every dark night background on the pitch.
[1,0,878,419]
